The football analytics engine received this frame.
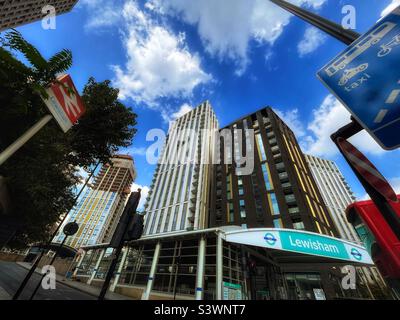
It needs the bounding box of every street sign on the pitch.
[42,74,85,133]
[318,6,400,150]
[337,137,398,202]
[225,228,374,265]
[63,221,79,236]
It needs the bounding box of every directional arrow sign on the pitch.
[318,6,400,150]
[337,137,398,202]
[42,74,86,133]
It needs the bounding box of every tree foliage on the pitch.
[0,30,138,248]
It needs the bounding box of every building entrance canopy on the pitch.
[223,227,374,266]
[82,226,374,267]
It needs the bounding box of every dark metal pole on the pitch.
[28,236,68,300]
[98,191,141,300]
[331,122,400,240]
[12,161,100,300]
[269,0,360,45]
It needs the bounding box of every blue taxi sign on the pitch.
[318,6,400,150]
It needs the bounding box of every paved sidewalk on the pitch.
[17,262,136,300]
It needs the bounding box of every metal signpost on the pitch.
[28,222,79,300]
[268,1,400,286]
[0,74,85,166]
[318,7,400,150]
[98,190,142,300]
[12,161,100,300]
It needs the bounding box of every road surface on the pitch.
[0,261,95,300]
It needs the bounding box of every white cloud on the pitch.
[161,103,193,124]
[389,177,400,193]
[381,0,400,18]
[130,183,150,211]
[82,1,212,107]
[303,95,385,158]
[111,1,212,106]
[297,26,326,57]
[80,0,122,30]
[149,0,326,74]
[275,108,306,138]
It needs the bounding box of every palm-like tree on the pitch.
[0,29,73,98]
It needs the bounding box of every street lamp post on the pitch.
[269,0,400,268]
[269,0,360,44]
[28,221,79,300]
[12,161,100,300]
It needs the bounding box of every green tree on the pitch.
[0,30,138,248]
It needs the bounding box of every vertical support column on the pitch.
[216,232,223,300]
[87,249,105,285]
[110,247,129,292]
[195,236,206,300]
[72,250,87,278]
[142,242,161,300]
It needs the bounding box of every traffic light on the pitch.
[110,191,142,248]
[125,213,144,241]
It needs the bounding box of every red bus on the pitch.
[347,197,400,297]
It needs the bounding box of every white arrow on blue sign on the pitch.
[317,6,400,150]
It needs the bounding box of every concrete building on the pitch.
[70,104,379,300]
[305,154,388,297]
[143,101,218,236]
[305,155,359,241]
[54,155,136,249]
[210,107,338,236]
[0,0,78,31]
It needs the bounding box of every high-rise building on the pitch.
[210,107,338,237]
[305,154,389,297]
[305,155,359,241]
[73,104,382,300]
[54,155,136,249]
[0,0,78,31]
[143,101,218,236]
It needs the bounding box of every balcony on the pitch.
[278,172,289,181]
[276,162,285,172]
[285,194,296,204]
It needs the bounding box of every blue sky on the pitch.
[11,0,400,208]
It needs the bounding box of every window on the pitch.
[285,194,296,203]
[226,174,232,200]
[238,177,244,196]
[228,202,234,223]
[273,218,283,228]
[239,199,246,218]
[293,221,305,230]
[288,207,300,214]
[255,134,267,162]
[261,163,273,191]
[269,193,280,216]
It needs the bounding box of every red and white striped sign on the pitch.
[337,137,398,202]
[43,74,86,133]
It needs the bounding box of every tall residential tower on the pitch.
[305,154,388,297]
[210,107,338,237]
[54,155,136,249]
[143,101,218,236]
[0,0,78,31]
[305,155,358,241]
